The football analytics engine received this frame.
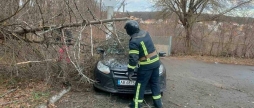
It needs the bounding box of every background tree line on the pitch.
[124,11,254,25]
[123,11,254,58]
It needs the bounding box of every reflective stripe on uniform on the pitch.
[139,55,159,65]
[140,41,148,55]
[129,50,139,54]
[140,41,151,61]
[134,83,141,108]
[128,64,136,69]
[133,98,143,102]
[153,94,161,100]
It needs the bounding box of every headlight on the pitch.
[97,61,110,74]
[159,64,164,75]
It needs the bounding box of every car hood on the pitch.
[101,55,128,71]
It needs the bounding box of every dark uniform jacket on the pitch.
[128,30,160,72]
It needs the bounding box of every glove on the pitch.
[128,71,134,81]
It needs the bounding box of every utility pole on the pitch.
[106,6,114,40]
[123,3,127,12]
[123,4,125,12]
[103,0,117,40]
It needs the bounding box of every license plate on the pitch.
[118,80,136,85]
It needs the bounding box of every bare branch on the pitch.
[90,24,94,56]
[0,0,31,23]
[73,0,85,20]
[0,88,17,98]
[61,29,95,83]
[35,0,45,27]
[13,17,130,35]
[210,0,252,20]
[64,0,78,23]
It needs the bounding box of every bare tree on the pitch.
[0,0,129,88]
[154,0,253,54]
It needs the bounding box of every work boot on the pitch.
[153,99,163,108]
[128,102,142,108]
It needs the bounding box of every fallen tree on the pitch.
[12,17,130,35]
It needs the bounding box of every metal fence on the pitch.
[151,36,172,56]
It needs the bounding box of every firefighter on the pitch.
[125,20,163,108]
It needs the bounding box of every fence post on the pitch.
[168,36,172,56]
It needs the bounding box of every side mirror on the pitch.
[158,51,166,57]
[96,48,105,54]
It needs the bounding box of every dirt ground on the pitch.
[1,56,254,108]
[54,56,254,108]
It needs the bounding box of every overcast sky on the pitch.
[101,0,254,17]
[102,0,154,12]
[125,0,254,17]
[123,0,154,12]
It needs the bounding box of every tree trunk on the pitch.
[185,25,192,55]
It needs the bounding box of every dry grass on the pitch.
[0,81,52,108]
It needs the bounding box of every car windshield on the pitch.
[105,43,126,55]
[98,32,129,56]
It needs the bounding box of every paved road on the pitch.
[161,57,254,108]
[56,57,254,108]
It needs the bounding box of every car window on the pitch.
[98,32,130,56]
[106,44,125,55]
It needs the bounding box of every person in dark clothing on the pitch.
[125,20,163,108]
